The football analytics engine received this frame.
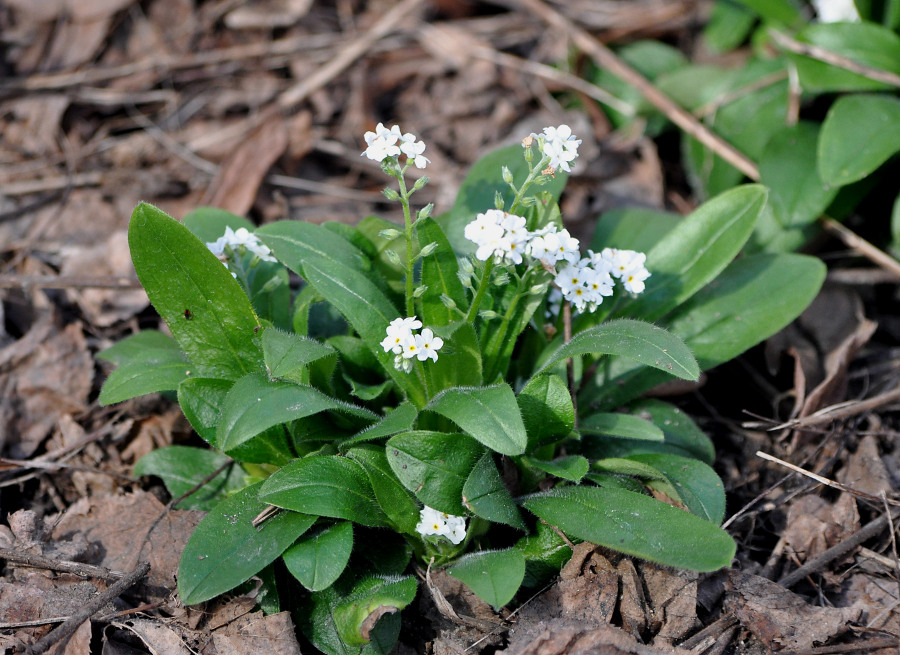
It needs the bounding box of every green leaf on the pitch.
[791,23,900,92]
[590,207,680,255]
[262,326,335,383]
[516,520,573,588]
[217,372,376,452]
[338,403,419,452]
[333,575,418,648]
[615,185,767,322]
[592,457,669,481]
[416,217,468,326]
[462,453,527,530]
[177,377,233,447]
[133,445,241,511]
[761,122,838,229]
[522,486,735,572]
[517,374,575,450]
[426,384,528,456]
[386,430,484,515]
[425,321,483,390]
[704,1,756,53]
[579,412,664,442]
[732,0,802,24]
[178,482,315,604]
[346,445,420,534]
[591,254,825,410]
[97,330,179,366]
[629,454,726,525]
[525,455,590,482]
[534,319,699,382]
[259,455,389,527]
[181,206,255,243]
[440,144,568,254]
[99,349,190,405]
[128,203,262,379]
[818,94,900,187]
[283,521,354,592]
[446,549,525,609]
[256,220,373,280]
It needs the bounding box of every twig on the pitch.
[756,451,900,507]
[0,172,102,197]
[775,638,900,654]
[820,218,900,279]
[778,509,900,588]
[0,275,142,290]
[0,548,123,581]
[766,385,900,431]
[881,491,900,623]
[769,29,900,89]
[679,614,738,651]
[22,561,150,655]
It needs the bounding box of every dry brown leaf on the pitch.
[111,618,193,655]
[726,570,861,651]
[783,494,860,566]
[1,96,69,155]
[503,623,691,655]
[203,114,288,216]
[210,611,302,655]
[50,620,93,655]
[641,563,699,647]
[838,435,892,497]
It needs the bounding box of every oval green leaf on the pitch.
[462,453,527,531]
[579,412,664,442]
[283,521,354,592]
[346,445,420,534]
[333,575,418,648]
[133,445,241,511]
[517,374,575,450]
[629,453,726,525]
[99,349,190,405]
[128,203,262,379]
[446,548,525,610]
[178,482,315,604]
[522,485,735,572]
[259,455,389,527]
[425,384,528,456]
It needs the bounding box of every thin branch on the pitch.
[0,548,123,582]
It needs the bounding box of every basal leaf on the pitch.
[386,430,484,515]
[333,575,418,648]
[217,372,376,452]
[262,326,336,384]
[283,521,354,592]
[259,455,389,527]
[579,412,664,442]
[99,349,190,405]
[446,549,525,609]
[462,453,527,530]
[416,217,468,326]
[338,402,419,452]
[96,330,179,366]
[133,445,242,511]
[517,374,575,450]
[534,319,699,382]
[178,377,233,447]
[178,482,315,604]
[181,206,255,243]
[346,445,420,534]
[629,454,726,524]
[522,485,735,572]
[128,203,262,379]
[525,455,590,482]
[818,94,900,187]
[426,384,527,456]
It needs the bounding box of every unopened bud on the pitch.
[379,228,402,241]
[440,294,457,310]
[493,272,510,286]
[413,176,429,190]
[479,310,500,320]
[529,283,548,295]
[522,134,534,148]
[458,271,473,289]
[383,187,400,201]
[523,143,534,163]
[494,191,505,210]
[417,203,434,220]
[418,241,439,258]
[501,166,513,185]
[386,250,402,266]
[260,276,285,293]
[458,258,475,276]
[413,284,428,298]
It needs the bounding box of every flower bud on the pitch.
[418,241,439,258]
[440,294,457,310]
[494,191,505,210]
[492,272,510,286]
[417,203,434,220]
[259,276,285,293]
[383,187,400,201]
[458,258,475,276]
[523,143,534,163]
[479,310,500,320]
[501,166,513,184]
[529,283,548,295]
[386,250,402,266]
[413,176,429,191]
[413,284,428,298]
[458,271,473,289]
[379,228,402,241]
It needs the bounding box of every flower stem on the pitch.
[397,167,416,317]
[465,257,495,323]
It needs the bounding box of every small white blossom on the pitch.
[537,125,581,173]
[416,506,467,545]
[400,133,430,169]
[812,0,860,22]
[383,317,442,369]
[380,316,422,354]
[362,122,402,162]
[622,266,651,294]
[464,209,530,265]
[206,226,276,263]
[594,247,651,296]
[413,328,444,362]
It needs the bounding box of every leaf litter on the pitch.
[0,0,898,653]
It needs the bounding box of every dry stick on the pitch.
[194,0,427,151]
[768,29,900,89]
[881,491,900,624]
[756,451,900,507]
[679,614,738,651]
[0,548,123,582]
[769,385,900,431]
[512,0,900,278]
[778,509,900,588]
[0,275,141,290]
[22,561,150,655]
[775,638,900,654]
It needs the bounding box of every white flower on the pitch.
[400,133,430,169]
[413,328,443,362]
[608,249,647,279]
[593,248,651,295]
[539,125,581,173]
[206,226,276,263]
[464,209,530,265]
[812,0,860,22]
[380,316,422,354]
[362,122,402,162]
[622,266,651,294]
[416,506,467,545]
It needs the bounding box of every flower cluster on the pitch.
[464,209,534,265]
[206,226,276,263]
[532,124,582,173]
[553,248,650,312]
[362,123,430,169]
[415,506,466,545]
[380,316,443,372]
